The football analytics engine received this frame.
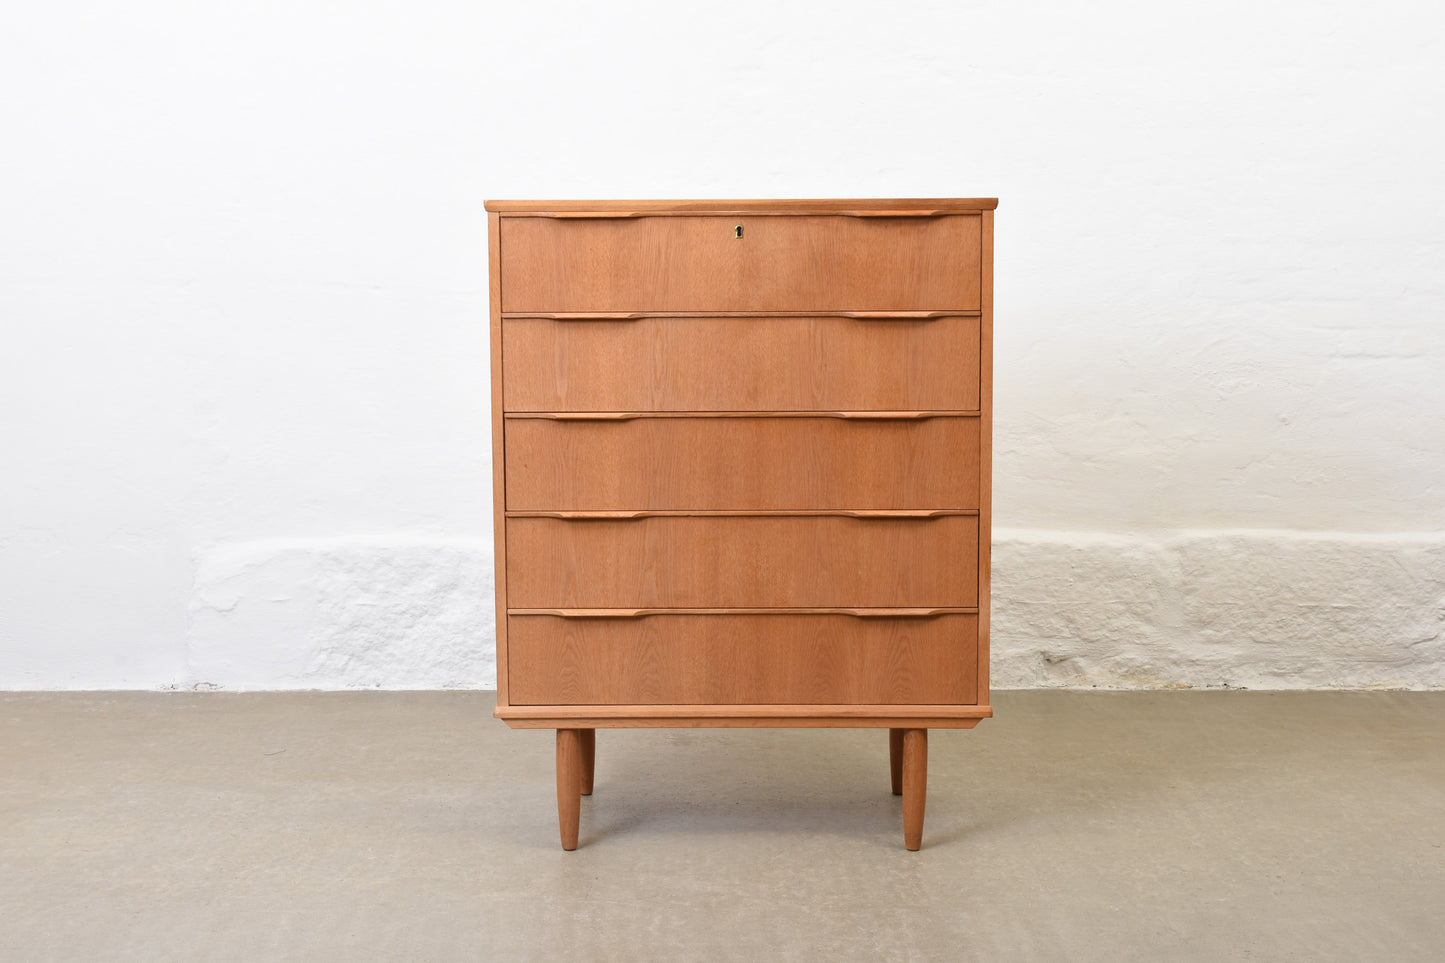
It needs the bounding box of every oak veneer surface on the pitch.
[498,706,988,729]
[506,514,979,609]
[484,198,998,213]
[487,213,510,707]
[490,198,994,848]
[507,612,978,705]
[501,315,980,412]
[500,215,982,313]
[504,415,979,511]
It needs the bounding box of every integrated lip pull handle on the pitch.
[525,412,641,421]
[542,211,650,218]
[835,209,950,217]
[831,510,959,519]
[834,311,951,319]
[843,608,959,618]
[824,411,942,420]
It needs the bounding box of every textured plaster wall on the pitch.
[2,1,1442,689]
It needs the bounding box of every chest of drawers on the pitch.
[486,198,995,850]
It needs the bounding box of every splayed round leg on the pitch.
[902,729,928,851]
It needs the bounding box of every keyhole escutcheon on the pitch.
[734,225,743,239]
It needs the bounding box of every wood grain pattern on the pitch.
[555,729,581,850]
[504,415,980,511]
[579,729,595,795]
[488,211,510,709]
[889,729,904,795]
[978,209,994,703]
[507,514,978,609]
[500,215,981,312]
[485,198,998,214]
[902,729,927,850]
[507,411,962,420]
[496,705,989,728]
[502,315,980,412]
[507,612,978,705]
[509,606,976,616]
[506,512,975,522]
[488,197,996,849]
[506,311,972,319]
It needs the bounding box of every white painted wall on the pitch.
[2,1,1442,689]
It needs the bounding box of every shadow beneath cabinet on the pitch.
[542,690,1420,850]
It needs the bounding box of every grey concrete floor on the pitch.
[1,691,1442,962]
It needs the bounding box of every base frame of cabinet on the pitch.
[494,707,991,728]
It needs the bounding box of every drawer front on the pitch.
[500,215,981,312]
[505,415,979,511]
[506,514,978,608]
[508,612,978,705]
[502,315,980,412]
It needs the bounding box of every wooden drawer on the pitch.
[502,315,980,412]
[499,215,981,312]
[505,415,979,511]
[508,611,979,705]
[506,514,979,608]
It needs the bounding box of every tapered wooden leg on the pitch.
[902,729,928,851]
[889,728,904,795]
[556,729,582,851]
[579,728,596,796]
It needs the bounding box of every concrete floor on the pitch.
[1,692,1442,961]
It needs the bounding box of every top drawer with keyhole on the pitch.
[498,214,982,313]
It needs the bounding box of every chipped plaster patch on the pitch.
[991,529,1445,690]
[188,536,494,689]
[187,530,1445,691]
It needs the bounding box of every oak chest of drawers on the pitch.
[486,198,996,850]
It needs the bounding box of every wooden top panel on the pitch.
[484,198,998,215]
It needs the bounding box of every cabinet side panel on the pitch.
[489,211,509,707]
[978,209,993,704]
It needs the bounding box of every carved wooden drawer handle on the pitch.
[535,412,640,421]
[825,411,940,420]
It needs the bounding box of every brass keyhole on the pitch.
[735,225,743,239]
